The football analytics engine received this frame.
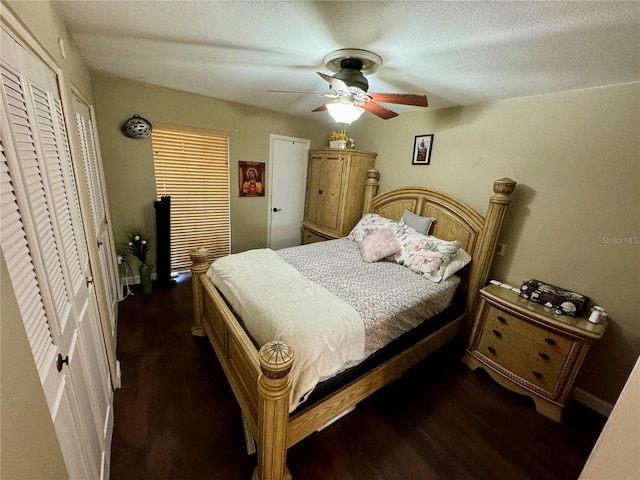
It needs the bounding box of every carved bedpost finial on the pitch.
[189,247,211,337]
[492,178,517,202]
[253,341,294,480]
[189,247,210,271]
[259,341,294,379]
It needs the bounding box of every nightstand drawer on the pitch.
[478,328,562,392]
[486,305,573,355]
[482,320,568,371]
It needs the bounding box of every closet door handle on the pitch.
[56,354,69,372]
[272,208,282,212]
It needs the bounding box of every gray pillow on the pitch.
[401,210,435,235]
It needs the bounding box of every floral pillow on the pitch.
[358,228,401,263]
[347,213,401,243]
[391,224,460,282]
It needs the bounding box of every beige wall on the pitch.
[348,82,640,405]
[1,1,96,477]
[580,355,640,480]
[91,74,326,262]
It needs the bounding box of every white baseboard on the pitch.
[114,361,122,390]
[574,388,613,417]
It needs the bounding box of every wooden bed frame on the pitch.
[189,171,516,480]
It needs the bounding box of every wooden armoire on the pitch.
[302,148,377,244]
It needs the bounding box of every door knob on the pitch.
[273,208,282,212]
[56,353,69,372]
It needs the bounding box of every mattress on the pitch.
[277,238,460,362]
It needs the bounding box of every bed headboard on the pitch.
[362,169,516,330]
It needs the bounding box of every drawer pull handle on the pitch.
[492,329,502,338]
[532,371,543,379]
[538,352,550,360]
[496,316,507,323]
[487,346,497,355]
[544,338,557,346]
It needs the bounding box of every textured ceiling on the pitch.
[55,1,640,121]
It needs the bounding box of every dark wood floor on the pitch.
[110,274,606,480]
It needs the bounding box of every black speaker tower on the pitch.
[154,195,176,288]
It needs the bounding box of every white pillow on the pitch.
[401,210,435,235]
[441,248,472,281]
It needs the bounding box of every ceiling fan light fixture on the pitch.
[326,101,364,125]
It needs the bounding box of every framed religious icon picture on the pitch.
[412,134,434,165]
[239,161,266,197]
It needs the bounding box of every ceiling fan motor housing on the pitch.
[333,58,369,92]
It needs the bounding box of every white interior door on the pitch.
[1,27,112,479]
[73,95,120,383]
[268,135,310,250]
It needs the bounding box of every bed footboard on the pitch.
[190,249,294,480]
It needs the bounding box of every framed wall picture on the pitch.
[412,134,434,165]
[239,161,266,197]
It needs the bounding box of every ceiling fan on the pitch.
[269,49,428,122]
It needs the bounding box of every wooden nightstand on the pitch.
[462,284,607,422]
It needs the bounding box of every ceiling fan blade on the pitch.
[311,104,327,112]
[317,72,350,94]
[367,93,428,107]
[361,101,398,120]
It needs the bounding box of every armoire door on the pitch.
[304,153,324,226]
[1,26,112,479]
[304,152,346,234]
[317,153,346,232]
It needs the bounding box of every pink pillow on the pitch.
[358,228,400,263]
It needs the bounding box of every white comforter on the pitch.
[208,248,365,411]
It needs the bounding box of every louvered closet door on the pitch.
[74,96,119,354]
[0,28,112,479]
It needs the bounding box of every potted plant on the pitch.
[329,131,350,149]
[120,223,153,294]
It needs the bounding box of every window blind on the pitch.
[152,124,230,270]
